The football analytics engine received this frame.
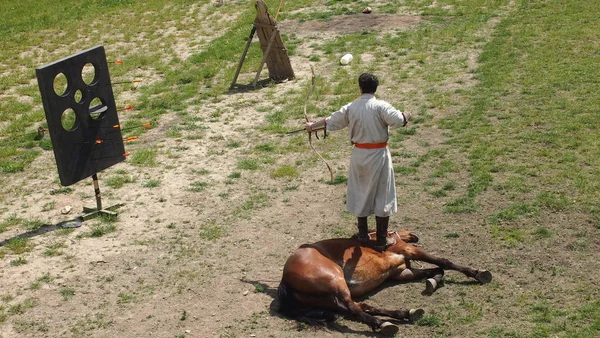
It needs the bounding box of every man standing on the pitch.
[306,73,411,251]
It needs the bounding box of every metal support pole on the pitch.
[92,173,102,211]
[82,174,123,221]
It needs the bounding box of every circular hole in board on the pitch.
[61,108,78,131]
[74,89,84,103]
[82,63,96,85]
[89,97,108,120]
[53,72,68,96]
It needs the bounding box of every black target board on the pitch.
[36,46,125,186]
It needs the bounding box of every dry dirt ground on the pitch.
[1,2,595,338]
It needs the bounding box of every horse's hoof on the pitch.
[475,270,492,284]
[379,322,399,336]
[425,278,438,294]
[409,308,425,322]
[409,231,420,243]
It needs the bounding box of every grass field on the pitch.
[0,0,599,337]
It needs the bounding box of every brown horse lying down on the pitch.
[278,230,492,336]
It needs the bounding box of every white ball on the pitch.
[340,53,353,65]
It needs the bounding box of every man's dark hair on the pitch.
[358,73,379,94]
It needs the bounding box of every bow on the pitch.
[303,65,334,183]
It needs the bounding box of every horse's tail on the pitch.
[277,281,338,324]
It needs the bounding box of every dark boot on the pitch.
[356,217,370,245]
[374,216,396,251]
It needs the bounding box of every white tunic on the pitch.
[326,94,408,217]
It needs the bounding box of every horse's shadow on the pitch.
[241,278,411,337]
[371,277,481,297]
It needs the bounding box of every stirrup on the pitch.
[374,237,396,252]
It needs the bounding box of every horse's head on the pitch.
[391,229,420,244]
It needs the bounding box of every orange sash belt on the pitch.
[353,142,388,149]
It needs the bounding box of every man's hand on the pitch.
[306,118,326,132]
[305,121,315,132]
[401,111,411,126]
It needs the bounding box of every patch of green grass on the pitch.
[228,172,241,179]
[10,257,28,266]
[192,168,210,175]
[429,188,447,197]
[69,312,112,336]
[41,201,56,212]
[533,227,552,240]
[457,300,484,324]
[486,326,522,338]
[417,314,442,327]
[54,228,75,236]
[129,148,158,167]
[494,175,532,193]
[237,193,270,216]
[440,0,600,230]
[567,240,588,252]
[255,143,277,152]
[253,283,266,293]
[227,141,242,148]
[60,287,76,301]
[13,319,49,334]
[29,273,53,290]
[43,242,67,257]
[394,166,418,175]
[49,187,73,195]
[271,165,298,179]
[430,160,459,178]
[328,174,348,185]
[23,218,44,231]
[445,232,460,239]
[106,174,136,189]
[441,182,456,191]
[142,179,161,188]
[5,237,34,254]
[8,298,36,315]
[491,224,525,247]
[444,196,477,213]
[237,158,259,170]
[534,191,569,212]
[79,224,117,238]
[188,181,209,192]
[0,148,40,174]
[99,213,119,223]
[488,203,539,226]
[0,214,22,232]
[524,299,600,337]
[116,293,135,305]
[325,224,354,238]
[199,220,226,241]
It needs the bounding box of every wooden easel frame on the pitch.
[230,0,294,90]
